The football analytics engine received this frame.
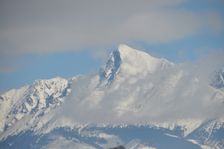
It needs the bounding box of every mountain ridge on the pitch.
[0,44,224,149]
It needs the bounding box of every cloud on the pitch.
[0,0,223,58]
[0,65,15,73]
[115,10,201,43]
[57,51,224,124]
[0,55,18,73]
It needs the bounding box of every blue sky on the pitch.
[0,0,224,92]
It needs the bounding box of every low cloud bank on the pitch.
[58,52,224,124]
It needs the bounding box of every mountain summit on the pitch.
[100,44,172,85]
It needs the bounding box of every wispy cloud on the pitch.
[0,65,16,73]
[0,0,223,58]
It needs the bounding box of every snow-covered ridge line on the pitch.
[0,77,71,132]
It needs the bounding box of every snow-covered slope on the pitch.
[0,44,223,149]
[187,118,224,149]
[0,77,71,135]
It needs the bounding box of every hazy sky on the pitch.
[0,0,224,92]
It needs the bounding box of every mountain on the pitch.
[0,44,224,149]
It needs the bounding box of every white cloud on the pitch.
[0,0,223,58]
[57,51,224,124]
[116,10,201,43]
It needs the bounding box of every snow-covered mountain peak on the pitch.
[117,44,172,74]
[100,44,173,85]
[117,44,154,61]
